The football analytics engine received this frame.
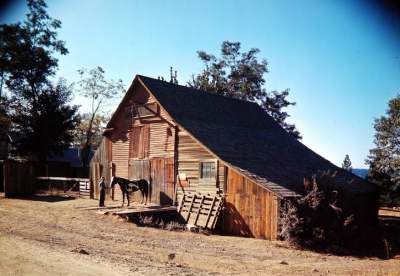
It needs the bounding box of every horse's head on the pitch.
[110,176,117,188]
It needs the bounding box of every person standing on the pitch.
[99,176,106,207]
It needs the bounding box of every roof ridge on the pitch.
[137,74,261,107]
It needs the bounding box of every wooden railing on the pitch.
[36,177,90,198]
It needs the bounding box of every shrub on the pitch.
[280,171,379,254]
[131,214,186,231]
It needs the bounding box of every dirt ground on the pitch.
[0,194,399,276]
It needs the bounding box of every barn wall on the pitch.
[223,168,279,240]
[177,130,223,195]
[149,123,174,158]
[112,138,129,178]
[96,81,177,204]
[90,137,113,199]
[91,136,112,163]
[110,132,129,202]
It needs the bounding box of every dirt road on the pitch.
[0,195,399,275]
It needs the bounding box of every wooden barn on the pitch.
[90,75,378,240]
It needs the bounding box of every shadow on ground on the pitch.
[6,194,76,203]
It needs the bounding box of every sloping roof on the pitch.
[47,148,94,167]
[136,75,376,197]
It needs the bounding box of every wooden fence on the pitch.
[36,176,90,198]
[3,159,35,197]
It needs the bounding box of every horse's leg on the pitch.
[127,192,130,207]
[144,186,148,205]
[140,188,144,205]
[148,181,151,203]
[122,190,125,207]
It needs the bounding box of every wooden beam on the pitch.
[205,196,217,228]
[194,195,205,225]
[185,194,196,223]
[36,176,90,182]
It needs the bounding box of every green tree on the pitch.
[77,66,125,167]
[342,154,352,172]
[72,113,108,150]
[1,0,68,98]
[11,79,79,162]
[189,41,301,139]
[366,94,400,206]
[0,0,78,162]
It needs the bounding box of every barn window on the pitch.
[200,162,216,179]
[125,103,159,119]
[132,103,159,118]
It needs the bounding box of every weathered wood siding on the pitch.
[177,130,221,195]
[112,138,129,178]
[3,160,35,197]
[149,123,174,158]
[111,134,129,202]
[90,137,113,199]
[91,137,112,163]
[223,168,279,240]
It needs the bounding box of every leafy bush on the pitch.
[280,171,379,254]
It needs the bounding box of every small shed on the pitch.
[90,75,378,240]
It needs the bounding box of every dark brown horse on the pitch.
[110,176,150,207]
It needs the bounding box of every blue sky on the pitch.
[2,0,399,168]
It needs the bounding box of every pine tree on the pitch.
[11,79,79,162]
[366,94,400,206]
[169,66,178,84]
[189,41,301,139]
[342,154,352,172]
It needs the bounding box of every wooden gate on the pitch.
[128,159,150,203]
[150,157,174,205]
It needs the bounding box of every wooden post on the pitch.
[178,192,185,213]
[173,174,180,205]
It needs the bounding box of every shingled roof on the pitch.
[135,75,376,197]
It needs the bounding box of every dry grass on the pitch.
[0,194,399,276]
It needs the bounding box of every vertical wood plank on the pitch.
[224,167,278,240]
